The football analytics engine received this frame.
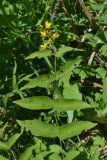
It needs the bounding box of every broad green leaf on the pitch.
[103,77,107,104]
[64,150,80,160]
[59,121,96,140]
[25,49,52,60]
[55,46,83,58]
[53,99,92,111]
[63,84,82,123]
[14,96,52,110]
[17,119,58,138]
[20,74,55,90]
[63,84,82,100]
[19,145,36,160]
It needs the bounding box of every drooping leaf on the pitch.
[14,96,52,110]
[59,121,96,140]
[25,49,52,60]
[17,119,58,138]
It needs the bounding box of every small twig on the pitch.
[10,149,17,160]
[78,0,96,30]
[95,54,105,65]
[88,40,102,66]
[81,79,103,89]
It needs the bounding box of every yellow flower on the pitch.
[40,43,47,49]
[51,33,59,39]
[40,31,47,37]
[48,38,52,43]
[45,21,51,29]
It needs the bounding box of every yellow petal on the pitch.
[52,33,59,39]
[48,38,52,43]
[40,31,47,37]
[45,21,51,29]
[40,43,47,49]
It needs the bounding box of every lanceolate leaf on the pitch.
[14,96,52,110]
[14,96,92,111]
[17,119,58,138]
[55,46,83,58]
[25,49,52,60]
[59,121,96,140]
[17,119,96,140]
[53,99,91,111]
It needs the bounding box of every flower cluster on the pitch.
[40,21,59,49]
[50,1,60,20]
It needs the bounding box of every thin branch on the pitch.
[88,40,102,66]
[60,0,79,36]
[78,0,96,30]
[81,79,103,89]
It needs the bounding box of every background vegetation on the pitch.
[0,0,107,159]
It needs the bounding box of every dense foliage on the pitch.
[1,0,107,159]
